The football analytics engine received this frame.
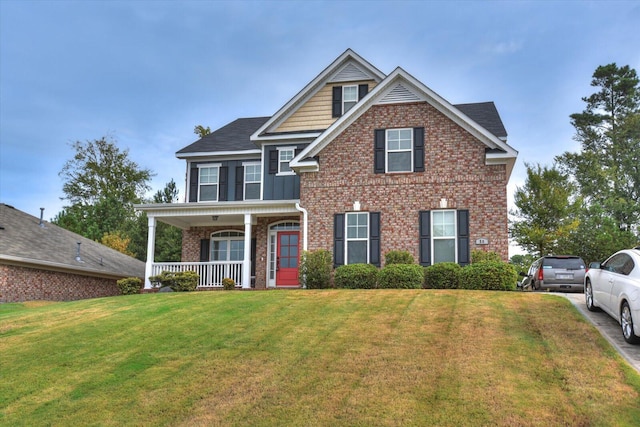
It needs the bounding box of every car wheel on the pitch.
[621,301,640,344]
[585,280,600,312]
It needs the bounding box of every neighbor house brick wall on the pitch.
[300,102,509,264]
[0,264,120,302]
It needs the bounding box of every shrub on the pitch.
[378,264,424,289]
[334,264,378,289]
[424,263,461,289]
[459,262,518,291]
[385,250,414,265]
[149,270,200,292]
[471,249,503,264]
[222,277,236,290]
[299,250,333,289]
[116,277,142,295]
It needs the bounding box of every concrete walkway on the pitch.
[561,292,640,374]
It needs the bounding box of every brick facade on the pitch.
[299,102,509,264]
[0,264,120,303]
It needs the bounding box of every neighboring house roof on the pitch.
[454,102,507,140]
[291,67,518,178]
[0,203,145,279]
[176,117,270,158]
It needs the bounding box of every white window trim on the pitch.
[277,147,296,176]
[266,221,301,288]
[431,210,457,265]
[385,128,413,173]
[197,163,221,202]
[345,212,369,265]
[242,161,262,201]
[342,84,358,114]
[210,230,245,262]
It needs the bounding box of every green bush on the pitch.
[424,263,461,289]
[299,250,333,289]
[334,264,378,289]
[385,250,415,265]
[222,277,236,290]
[459,262,517,291]
[149,270,200,292]
[471,249,503,264]
[378,264,424,289]
[116,277,142,295]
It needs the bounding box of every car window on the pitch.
[542,258,585,269]
[603,253,634,275]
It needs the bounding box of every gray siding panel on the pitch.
[263,145,306,200]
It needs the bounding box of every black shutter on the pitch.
[235,166,244,201]
[374,129,386,174]
[334,213,345,267]
[414,127,425,172]
[200,239,210,262]
[369,212,381,267]
[189,165,198,202]
[457,210,470,266]
[358,84,368,100]
[419,211,431,266]
[218,166,228,201]
[269,149,278,174]
[332,86,342,118]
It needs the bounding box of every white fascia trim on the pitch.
[292,67,518,167]
[251,49,386,142]
[253,132,322,142]
[176,149,262,159]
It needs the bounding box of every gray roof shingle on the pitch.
[176,102,506,155]
[0,203,145,279]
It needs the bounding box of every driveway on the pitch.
[561,292,640,374]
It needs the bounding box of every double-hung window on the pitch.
[346,212,369,264]
[243,162,261,200]
[198,164,220,202]
[386,128,413,172]
[432,210,456,263]
[343,85,358,114]
[277,147,295,175]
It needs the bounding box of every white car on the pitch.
[585,247,640,344]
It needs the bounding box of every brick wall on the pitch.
[299,102,509,264]
[0,264,120,302]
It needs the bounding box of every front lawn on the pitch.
[1,290,639,426]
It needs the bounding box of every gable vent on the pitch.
[378,83,424,104]
[330,63,371,83]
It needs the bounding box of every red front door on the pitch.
[276,231,299,287]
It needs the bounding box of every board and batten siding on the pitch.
[275,80,377,133]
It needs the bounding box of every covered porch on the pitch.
[135,200,307,289]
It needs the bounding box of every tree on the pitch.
[54,137,153,241]
[194,125,211,138]
[510,163,581,257]
[556,63,640,233]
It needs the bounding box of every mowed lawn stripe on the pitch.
[1,290,639,426]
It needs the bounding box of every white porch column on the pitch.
[144,215,157,289]
[242,213,252,289]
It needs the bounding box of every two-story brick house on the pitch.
[136,49,517,289]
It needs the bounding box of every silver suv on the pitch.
[521,255,586,292]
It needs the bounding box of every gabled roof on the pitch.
[454,102,507,140]
[176,117,269,158]
[251,49,386,141]
[0,204,145,279]
[291,67,518,178]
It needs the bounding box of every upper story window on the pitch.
[278,147,295,175]
[243,162,261,200]
[343,85,358,114]
[198,164,220,202]
[386,128,413,172]
[432,210,457,264]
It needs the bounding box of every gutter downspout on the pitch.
[295,202,309,289]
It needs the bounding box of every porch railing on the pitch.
[150,261,243,288]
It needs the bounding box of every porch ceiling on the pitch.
[135,200,301,229]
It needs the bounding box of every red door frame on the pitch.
[276,231,300,287]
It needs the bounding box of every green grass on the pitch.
[1,290,640,426]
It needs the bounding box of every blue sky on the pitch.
[1,0,639,252]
